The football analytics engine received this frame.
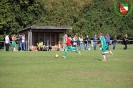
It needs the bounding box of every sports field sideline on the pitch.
[0,44,133,88]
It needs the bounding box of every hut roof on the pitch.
[18,26,72,33]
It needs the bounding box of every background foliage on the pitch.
[0,0,133,40]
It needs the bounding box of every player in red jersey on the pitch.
[62,34,80,58]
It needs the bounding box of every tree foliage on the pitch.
[0,0,133,40]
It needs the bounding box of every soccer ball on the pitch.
[55,54,58,58]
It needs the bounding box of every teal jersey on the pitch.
[100,36,107,48]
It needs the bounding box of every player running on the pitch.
[99,33,113,61]
[62,34,80,58]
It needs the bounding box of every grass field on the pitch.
[0,44,133,88]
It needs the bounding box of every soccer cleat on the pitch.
[78,51,81,55]
[109,50,113,55]
[13,50,18,52]
[102,59,106,61]
[62,56,66,58]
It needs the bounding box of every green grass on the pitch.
[0,45,133,88]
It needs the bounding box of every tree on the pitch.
[0,0,12,40]
[0,0,133,40]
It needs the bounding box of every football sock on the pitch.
[64,52,67,56]
[13,48,16,51]
[102,53,106,60]
[103,55,106,59]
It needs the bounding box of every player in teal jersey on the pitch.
[99,33,113,61]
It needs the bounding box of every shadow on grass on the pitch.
[93,58,102,61]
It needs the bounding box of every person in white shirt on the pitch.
[79,35,83,50]
[73,35,78,48]
[5,34,10,51]
[22,34,26,51]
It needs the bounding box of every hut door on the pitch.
[45,33,50,46]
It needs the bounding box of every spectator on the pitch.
[57,41,61,51]
[84,35,90,50]
[104,33,110,50]
[123,34,128,50]
[48,45,52,51]
[37,39,44,51]
[18,34,23,51]
[63,34,66,51]
[12,34,17,51]
[79,35,83,50]
[112,35,117,50]
[73,35,78,48]
[93,34,97,50]
[22,34,26,51]
[5,34,10,51]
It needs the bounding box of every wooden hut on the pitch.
[18,26,72,50]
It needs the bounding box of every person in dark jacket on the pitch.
[93,34,97,50]
[84,35,89,50]
[18,34,23,51]
[112,35,117,50]
[104,33,110,50]
[123,34,128,50]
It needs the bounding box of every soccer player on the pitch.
[99,33,113,61]
[62,34,80,58]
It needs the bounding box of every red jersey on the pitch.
[66,37,72,46]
